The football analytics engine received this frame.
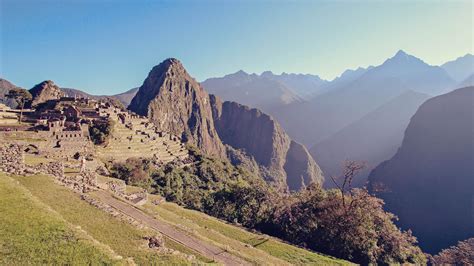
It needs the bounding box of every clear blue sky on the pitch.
[1,0,472,95]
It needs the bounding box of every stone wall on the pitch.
[0,143,25,175]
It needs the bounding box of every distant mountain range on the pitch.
[441,53,474,83]
[200,50,472,188]
[62,87,139,107]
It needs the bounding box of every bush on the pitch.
[108,158,153,189]
[89,120,114,145]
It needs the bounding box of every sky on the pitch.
[1,0,473,95]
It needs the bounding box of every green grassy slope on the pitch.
[0,176,116,265]
[1,170,350,265]
[140,194,350,265]
[3,173,197,265]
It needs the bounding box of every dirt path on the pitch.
[94,190,250,266]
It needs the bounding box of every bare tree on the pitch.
[330,160,366,209]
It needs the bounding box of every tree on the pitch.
[6,88,32,124]
[431,238,474,265]
[330,160,366,209]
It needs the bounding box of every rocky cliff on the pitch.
[129,58,226,157]
[368,87,474,253]
[129,58,323,190]
[210,96,323,190]
[29,80,64,107]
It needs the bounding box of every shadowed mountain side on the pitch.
[272,50,455,147]
[368,86,474,253]
[310,90,430,188]
[210,96,323,190]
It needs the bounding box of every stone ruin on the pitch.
[106,180,148,205]
[0,143,25,175]
[0,142,98,193]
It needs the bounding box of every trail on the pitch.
[94,190,250,266]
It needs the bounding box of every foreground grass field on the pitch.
[1,170,349,265]
[0,176,116,264]
[3,173,198,265]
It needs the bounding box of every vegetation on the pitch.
[431,238,474,265]
[89,119,114,145]
[108,148,426,264]
[8,173,196,265]
[142,195,348,265]
[6,88,32,124]
[0,175,116,264]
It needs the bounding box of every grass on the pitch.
[0,175,117,265]
[24,154,53,165]
[140,194,350,265]
[7,173,200,265]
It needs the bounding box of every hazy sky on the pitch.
[1,0,473,95]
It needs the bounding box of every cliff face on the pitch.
[210,95,323,190]
[129,58,323,191]
[29,80,64,107]
[368,87,474,253]
[129,59,226,157]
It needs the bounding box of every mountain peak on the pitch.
[394,49,408,57]
[381,49,426,67]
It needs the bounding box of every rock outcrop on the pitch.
[368,87,474,253]
[129,58,226,157]
[129,58,323,190]
[29,80,64,107]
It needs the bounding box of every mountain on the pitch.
[310,90,430,188]
[458,73,474,88]
[441,53,474,82]
[272,50,456,147]
[0,78,19,108]
[260,71,328,97]
[202,71,302,113]
[210,96,323,190]
[62,87,139,107]
[112,87,139,107]
[129,58,323,191]
[29,80,65,107]
[61,88,102,100]
[368,87,474,253]
[129,58,225,157]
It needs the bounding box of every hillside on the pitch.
[368,87,474,253]
[0,78,19,108]
[129,58,322,191]
[311,90,430,188]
